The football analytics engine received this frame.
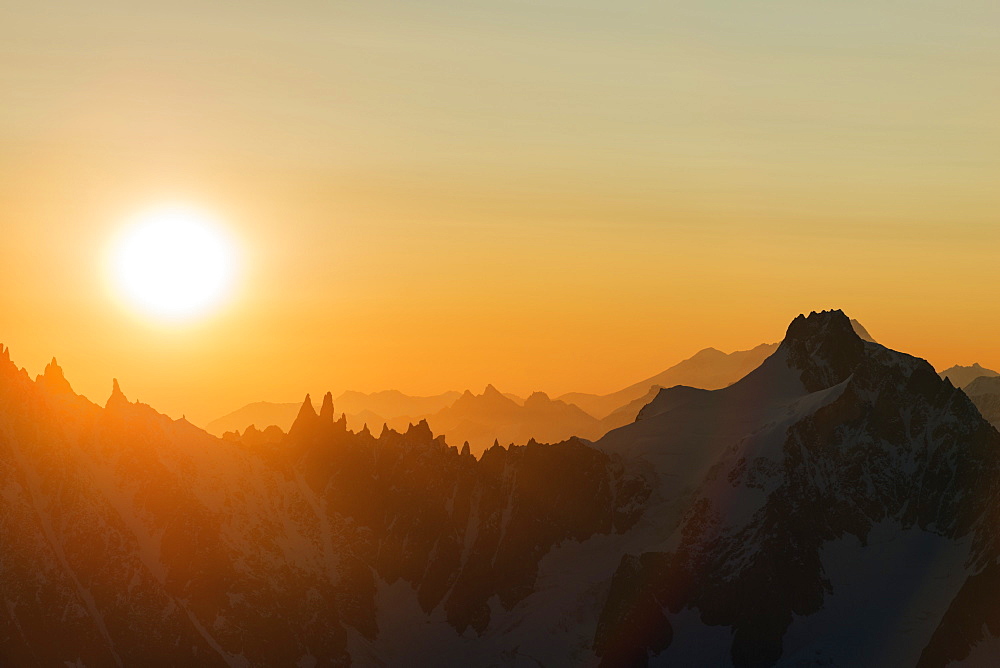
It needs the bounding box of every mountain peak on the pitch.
[288,394,319,439]
[782,310,867,392]
[405,419,433,441]
[319,391,335,422]
[525,391,551,405]
[36,357,73,395]
[483,384,503,397]
[106,378,129,410]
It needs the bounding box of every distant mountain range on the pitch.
[940,362,1000,389]
[3,310,999,664]
[207,319,879,456]
[422,385,604,455]
[557,343,781,420]
[564,318,875,421]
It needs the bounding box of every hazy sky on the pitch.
[2,1,999,424]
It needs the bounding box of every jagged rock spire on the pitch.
[36,357,73,394]
[288,394,319,439]
[405,419,433,441]
[106,378,129,410]
[319,392,335,422]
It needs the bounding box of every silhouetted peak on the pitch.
[461,441,471,457]
[483,384,503,398]
[36,357,73,395]
[379,423,400,440]
[850,318,876,343]
[106,378,129,410]
[784,309,854,343]
[359,423,371,437]
[288,394,319,439]
[0,344,8,363]
[782,310,867,392]
[319,391,335,422]
[690,347,724,360]
[524,391,552,407]
[299,394,318,418]
[405,419,433,441]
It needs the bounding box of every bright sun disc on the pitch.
[112,205,237,320]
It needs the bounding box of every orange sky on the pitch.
[2,1,999,425]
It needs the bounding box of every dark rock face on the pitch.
[295,419,650,635]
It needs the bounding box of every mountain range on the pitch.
[940,363,1000,390]
[3,310,1000,665]
[208,319,878,458]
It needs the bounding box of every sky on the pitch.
[1,1,999,425]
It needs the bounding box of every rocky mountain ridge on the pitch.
[2,311,999,666]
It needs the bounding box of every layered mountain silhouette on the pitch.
[2,311,997,666]
[422,385,605,455]
[558,318,874,420]
[210,323,876,452]
[206,390,465,436]
[940,362,1000,389]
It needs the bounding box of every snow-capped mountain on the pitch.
[594,310,1000,666]
[1,310,997,666]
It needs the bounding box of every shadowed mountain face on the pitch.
[2,312,999,666]
[940,362,1000,389]
[965,376,1000,430]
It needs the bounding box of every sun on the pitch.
[111,204,238,321]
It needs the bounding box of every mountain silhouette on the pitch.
[423,386,604,455]
[939,362,1000,389]
[965,375,1000,429]
[1,313,997,666]
[206,389,463,436]
[562,317,875,419]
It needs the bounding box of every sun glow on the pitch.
[111,205,238,321]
